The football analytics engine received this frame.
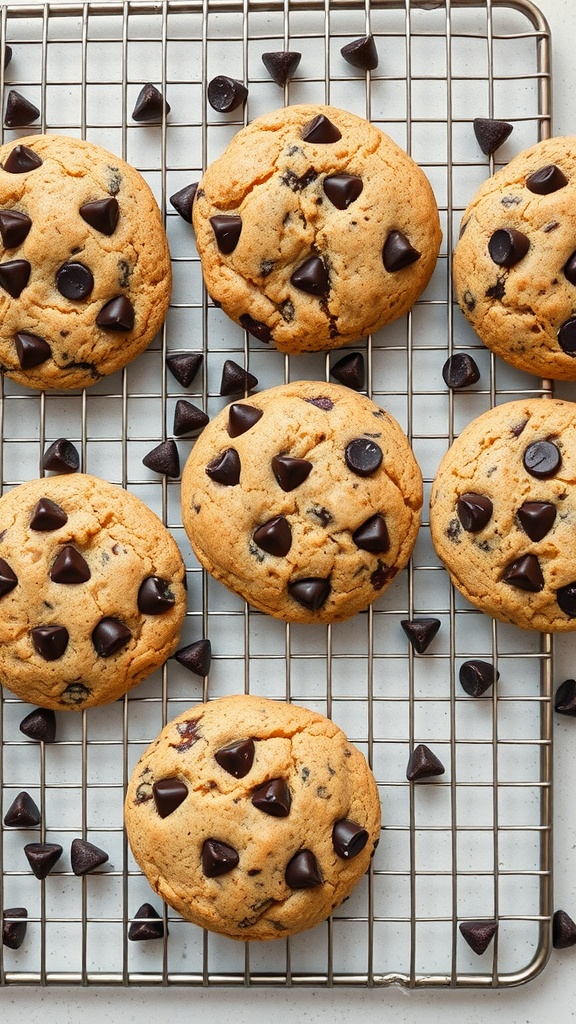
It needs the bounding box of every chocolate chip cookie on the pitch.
[0,474,186,708]
[430,397,576,631]
[181,380,422,623]
[192,104,442,353]
[453,136,576,380]
[124,694,381,941]
[0,134,171,389]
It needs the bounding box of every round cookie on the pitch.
[453,136,576,381]
[0,134,171,389]
[124,694,381,941]
[0,474,186,708]
[192,104,442,353]
[181,380,423,623]
[430,397,576,631]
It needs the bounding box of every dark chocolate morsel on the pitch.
[239,313,272,343]
[210,214,242,255]
[285,849,322,888]
[19,707,56,743]
[557,582,576,618]
[558,318,576,356]
[207,76,248,113]
[166,351,203,388]
[138,576,176,615]
[488,227,530,268]
[220,359,258,397]
[406,744,445,781]
[30,497,68,532]
[0,210,32,248]
[24,842,63,880]
[352,513,389,553]
[323,173,364,209]
[0,258,31,297]
[70,838,109,876]
[288,577,331,611]
[56,261,94,301]
[79,197,119,235]
[332,819,369,859]
[61,682,91,706]
[301,114,342,144]
[553,909,576,949]
[50,545,91,584]
[131,82,170,122]
[517,501,556,541]
[502,553,544,592]
[457,493,493,532]
[290,255,329,297]
[473,117,514,156]
[228,403,263,437]
[92,617,132,657]
[3,791,41,827]
[554,678,576,715]
[253,516,292,557]
[563,250,576,286]
[173,399,209,436]
[128,904,165,941]
[400,617,441,654]
[340,34,378,71]
[262,51,301,86]
[523,440,561,478]
[345,437,383,476]
[152,777,188,818]
[272,454,312,491]
[526,164,568,195]
[383,230,421,272]
[306,396,334,411]
[2,909,27,950]
[4,89,40,127]
[202,839,239,877]
[206,448,241,486]
[251,778,292,817]
[442,352,480,389]
[42,437,79,474]
[215,738,255,778]
[3,144,42,173]
[31,625,69,661]
[96,295,135,331]
[459,919,498,955]
[142,438,180,478]
[0,556,18,597]
[175,638,212,677]
[331,351,365,390]
[169,182,198,223]
[459,659,499,698]
[4,45,12,69]
[15,331,51,369]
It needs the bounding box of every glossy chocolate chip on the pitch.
[210,214,242,255]
[239,313,272,343]
[92,617,132,657]
[42,437,79,473]
[457,493,493,532]
[488,227,530,267]
[401,618,441,654]
[4,90,40,127]
[138,576,175,615]
[24,842,63,880]
[345,437,383,476]
[50,546,90,584]
[272,454,312,491]
[288,577,331,611]
[352,514,389,553]
[252,778,291,817]
[2,909,27,950]
[142,438,180,478]
[228,403,263,437]
[207,76,247,112]
[31,625,69,660]
[166,351,203,388]
[442,352,480,389]
[173,399,209,436]
[0,557,18,597]
[202,839,239,877]
[253,515,292,557]
[4,45,12,69]
[459,659,499,697]
[0,210,32,248]
[220,359,258,396]
[459,919,498,955]
[553,910,576,949]
[0,259,30,297]
[96,295,135,331]
[558,318,576,355]
[301,114,342,144]
[406,744,445,781]
[215,738,255,778]
[70,838,109,876]
[383,230,421,272]
[80,197,119,235]
[526,164,568,194]
[502,553,544,591]
[331,351,365,390]
[153,778,188,818]
[340,34,378,70]
[557,582,576,617]
[554,678,576,715]
[131,82,170,121]
[56,261,94,300]
[30,497,68,531]
[206,448,241,486]
[19,707,56,743]
[332,819,369,859]
[3,791,41,827]
[563,250,576,286]
[285,849,322,888]
[517,501,556,541]
[169,182,198,223]
[3,144,42,173]
[323,173,363,209]
[523,440,561,478]
[290,255,329,297]
[128,903,165,941]
[262,50,301,86]
[175,638,212,677]
[473,117,513,156]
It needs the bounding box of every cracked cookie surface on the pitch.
[0,474,186,708]
[181,380,423,623]
[192,104,441,353]
[124,693,381,941]
[0,134,171,389]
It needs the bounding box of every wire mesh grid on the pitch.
[0,0,556,989]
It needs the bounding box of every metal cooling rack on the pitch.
[0,0,556,989]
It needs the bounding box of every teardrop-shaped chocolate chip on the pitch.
[239,313,272,343]
[290,255,329,296]
[272,454,312,491]
[0,557,18,597]
[19,707,56,743]
[473,117,513,156]
[3,144,42,173]
[175,638,212,677]
[0,210,32,248]
[442,352,480,389]
[517,500,556,541]
[205,448,241,486]
[555,678,576,715]
[526,164,568,194]
[459,659,499,697]
[253,516,292,557]
[4,45,11,69]
[207,76,248,113]
[340,34,379,70]
[220,359,258,397]
[523,440,561,478]
[56,261,94,301]
[131,82,170,122]
[558,318,576,355]
[42,437,79,474]
[173,399,209,436]
[24,842,63,879]
[169,183,198,224]
[142,439,180,478]
[166,351,202,388]
[228,403,263,437]
[323,173,363,209]
[31,625,69,661]
[301,114,341,144]
[502,553,544,591]
[459,920,498,955]
[215,738,255,778]
[138,576,175,615]
[488,227,530,267]
[383,230,421,272]
[202,839,239,877]
[406,743,445,781]
[50,546,91,584]
[331,351,365,390]
[3,791,41,827]
[553,910,576,949]
[352,514,389,553]
[345,438,383,476]
[30,497,68,531]
[285,849,322,888]
[4,90,40,128]
[80,197,119,235]
[15,331,51,369]
[70,838,109,876]
[288,577,331,611]
[401,617,441,654]
[2,909,27,950]
[251,778,291,817]
[457,492,493,532]
[92,617,132,657]
[332,819,369,859]
[262,50,301,86]
[210,214,242,255]
[557,582,576,617]
[152,777,188,818]
[96,295,135,331]
[0,259,30,297]
[128,903,165,941]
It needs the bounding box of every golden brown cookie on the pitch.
[181,380,422,623]
[0,474,186,708]
[0,134,171,389]
[124,694,381,941]
[193,104,441,353]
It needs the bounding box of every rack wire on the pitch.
[0,0,555,988]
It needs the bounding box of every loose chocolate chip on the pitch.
[253,515,292,557]
[0,557,18,597]
[352,514,390,553]
[252,778,291,817]
[207,76,248,112]
[523,440,561,478]
[302,114,342,144]
[331,351,365,390]
[558,318,576,355]
[169,182,198,224]
[138,576,175,615]
[459,919,498,955]
[239,312,272,343]
[288,577,331,611]
[175,638,212,677]
[459,659,499,697]
[15,330,51,369]
[42,437,79,474]
[517,500,556,541]
[332,819,369,859]
[220,359,258,396]
[0,258,31,300]
[142,438,180,478]
[2,909,27,950]
[406,744,445,781]
[290,255,329,297]
[345,437,383,476]
[383,230,421,272]
[473,117,513,155]
[340,34,379,70]
[442,352,480,389]
[489,227,530,269]
[210,214,242,255]
[80,197,119,235]
[24,842,63,879]
[173,399,209,436]
[152,778,188,818]
[323,173,364,209]
[262,50,301,86]
[502,553,544,591]
[50,546,90,584]
[215,738,255,778]
[4,45,12,69]
[30,497,68,531]
[92,617,132,657]
[202,839,239,877]
[166,351,203,389]
[96,295,134,331]
[206,448,241,486]
[457,493,493,532]
[228,403,263,437]
[554,678,576,715]
[31,625,69,660]
[56,261,94,301]
[285,849,322,888]
[401,618,441,654]
[3,144,42,173]
[19,707,56,743]
[553,909,576,949]
[272,454,312,491]
[128,904,165,941]
[557,583,576,618]
[4,89,40,127]
[563,250,576,286]
[70,838,109,876]
[526,164,568,194]
[0,210,32,248]
[131,82,170,121]
[3,791,41,827]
